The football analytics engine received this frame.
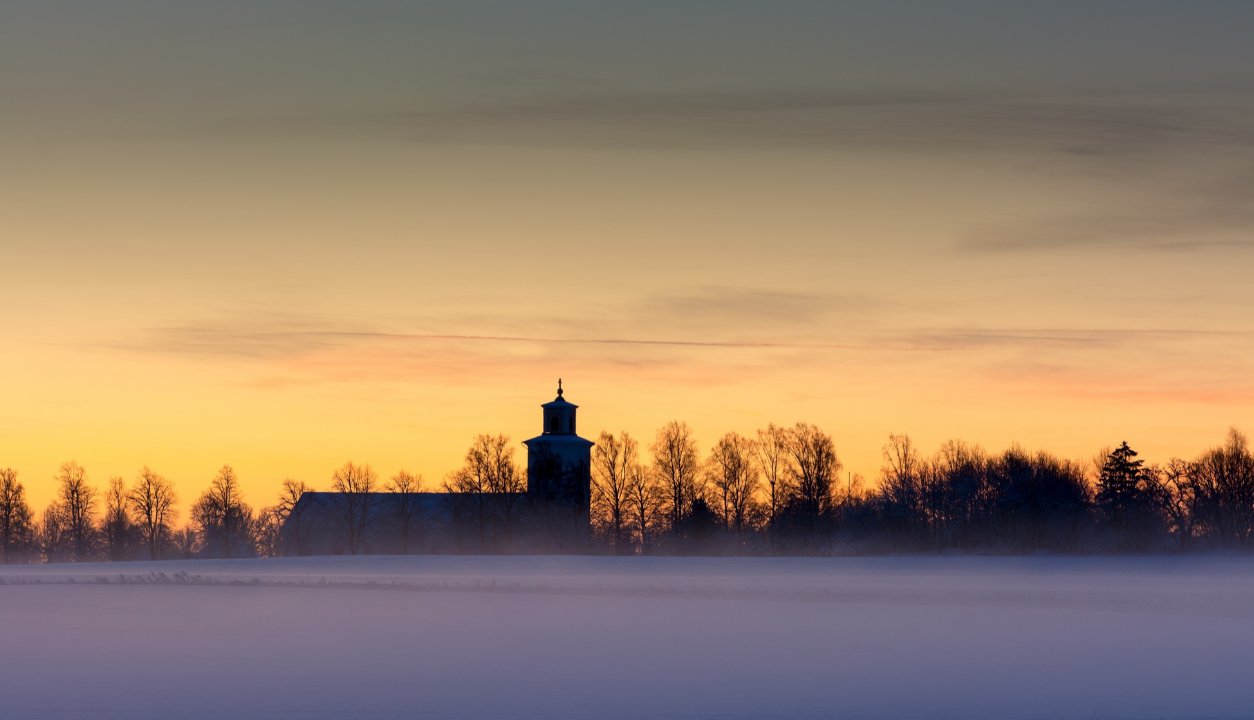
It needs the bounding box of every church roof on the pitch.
[522,433,595,447]
[541,396,578,409]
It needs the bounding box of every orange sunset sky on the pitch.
[3,2,1253,512]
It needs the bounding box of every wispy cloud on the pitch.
[97,303,1254,406]
[300,88,1254,163]
[118,289,882,361]
[115,306,1254,369]
[130,314,370,360]
[894,327,1254,352]
[234,87,1254,256]
[960,168,1254,253]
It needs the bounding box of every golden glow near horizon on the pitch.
[2,2,1253,512]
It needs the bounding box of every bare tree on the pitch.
[446,435,524,495]
[101,477,135,561]
[592,431,637,552]
[332,461,377,554]
[444,435,523,547]
[707,432,760,538]
[387,470,423,554]
[839,472,869,510]
[983,447,1091,553]
[651,421,701,531]
[786,423,842,528]
[40,503,70,562]
[877,433,927,538]
[272,478,312,556]
[192,465,256,558]
[129,467,177,560]
[754,424,791,531]
[625,463,664,554]
[253,507,287,557]
[0,469,35,563]
[56,461,98,561]
[931,440,990,546]
[1190,428,1254,547]
[1157,458,1200,551]
[172,526,200,559]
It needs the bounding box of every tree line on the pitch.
[3,425,1254,562]
[588,424,1254,555]
[0,460,431,563]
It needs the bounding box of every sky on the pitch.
[3,1,1254,512]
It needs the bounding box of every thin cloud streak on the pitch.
[961,168,1254,254]
[123,326,890,356]
[116,315,1254,362]
[284,89,1254,162]
[221,87,1254,256]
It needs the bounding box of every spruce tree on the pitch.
[1097,442,1146,525]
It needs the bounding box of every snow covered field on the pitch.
[3,555,1254,719]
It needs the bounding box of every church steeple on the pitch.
[523,381,594,530]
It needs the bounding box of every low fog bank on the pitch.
[3,556,1253,719]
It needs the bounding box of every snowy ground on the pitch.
[3,555,1254,719]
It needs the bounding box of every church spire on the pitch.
[557,378,563,399]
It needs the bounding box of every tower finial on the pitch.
[557,378,563,398]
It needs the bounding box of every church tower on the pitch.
[522,380,594,525]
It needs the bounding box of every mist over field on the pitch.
[4,555,1254,719]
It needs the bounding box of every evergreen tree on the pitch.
[1096,441,1163,549]
[1097,442,1147,524]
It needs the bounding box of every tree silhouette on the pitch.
[253,507,286,557]
[1157,458,1201,551]
[680,496,722,554]
[754,424,791,538]
[1190,429,1254,547]
[651,421,701,533]
[785,423,841,533]
[444,435,523,549]
[1095,442,1163,550]
[332,462,377,555]
[271,478,312,555]
[172,526,200,558]
[707,432,759,539]
[592,431,636,552]
[129,467,177,560]
[56,461,98,561]
[1096,443,1145,518]
[986,448,1091,552]
[193,465,256,558]
[0,469,35,564]
[101,477,135,561]
[875,434,929,548]
[386,470,423,554]
[931,440,991,549]
[40,503,70,562]
[625,463,663,554]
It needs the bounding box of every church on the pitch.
[281,382,595,554]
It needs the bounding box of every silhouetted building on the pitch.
[281,382,594,554]
[523,379,594,526]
